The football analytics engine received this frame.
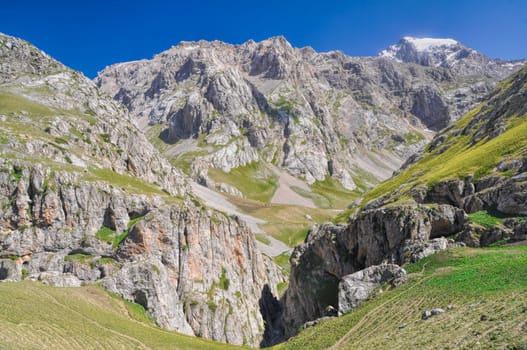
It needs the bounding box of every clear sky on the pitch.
[2,0,527,78]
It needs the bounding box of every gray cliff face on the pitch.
[0,33,284,347]
[0,162,284,345]
[96,36,518,191]
[281,204,464,336]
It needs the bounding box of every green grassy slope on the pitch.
[359,65,527,210]
[275,245,527,350]
[0,282,244,350]
[226,194,338,247]
[208,162,278,203]
[0,87,183,204]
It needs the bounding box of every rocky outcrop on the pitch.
[281,203,464,337]
[409,86,450,130]
[0,33,187,198]
[338,264,406,315]
[422,308,445,320]
[365,65,527,248]
[0,159,284,347]
[0,34,65,82]
[96,36,521,192]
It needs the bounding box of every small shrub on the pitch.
[207,300,217,312]
[277,281,288,294]
[96,226,115,242]
[10,167,23,182]
[99,133,111,143]
[219,267,230,290]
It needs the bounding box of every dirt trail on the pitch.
[191,182,290,257]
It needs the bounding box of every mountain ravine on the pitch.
[0,33,285,347]
[96,36,524,195]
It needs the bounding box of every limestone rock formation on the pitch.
[96,36,522,193]
[338,264,406,315]
[0,33,284,347]
[281,203,463,337]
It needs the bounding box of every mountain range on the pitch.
[0,32,526,349]
[96,36,523,193]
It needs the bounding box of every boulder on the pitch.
[0,259,22,281]
[422,308,445,320]
[338,264,406,315]
[38,272,82,287]
[401,237,452,263]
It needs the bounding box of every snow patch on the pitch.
[379,48,401,61]
[403,37,458,52]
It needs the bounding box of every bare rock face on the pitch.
[281,203,464,337]
[0,33,285,347]
[0,259,21,281]
[0,160,284,346]
[96,36,521,191]
[409,86,450,130]
[338,264,406,315]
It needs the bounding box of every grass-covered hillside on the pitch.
[276,245,527,349]
[0,282,244,350]
[1,246,526,349]
[359,64,527,210]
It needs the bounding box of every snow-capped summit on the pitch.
[400,37,458,52]
[379,36,469,67]
[379,36,525,78]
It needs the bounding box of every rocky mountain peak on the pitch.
[257,35,293,49]
[380,36,475,68]
[0,32,66,83]
[397,36,460,53]
[96,34,526,194]
[380,36,525,78]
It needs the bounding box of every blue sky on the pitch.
[2,0,527,78]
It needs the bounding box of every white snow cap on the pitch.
[403,37,459,52]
